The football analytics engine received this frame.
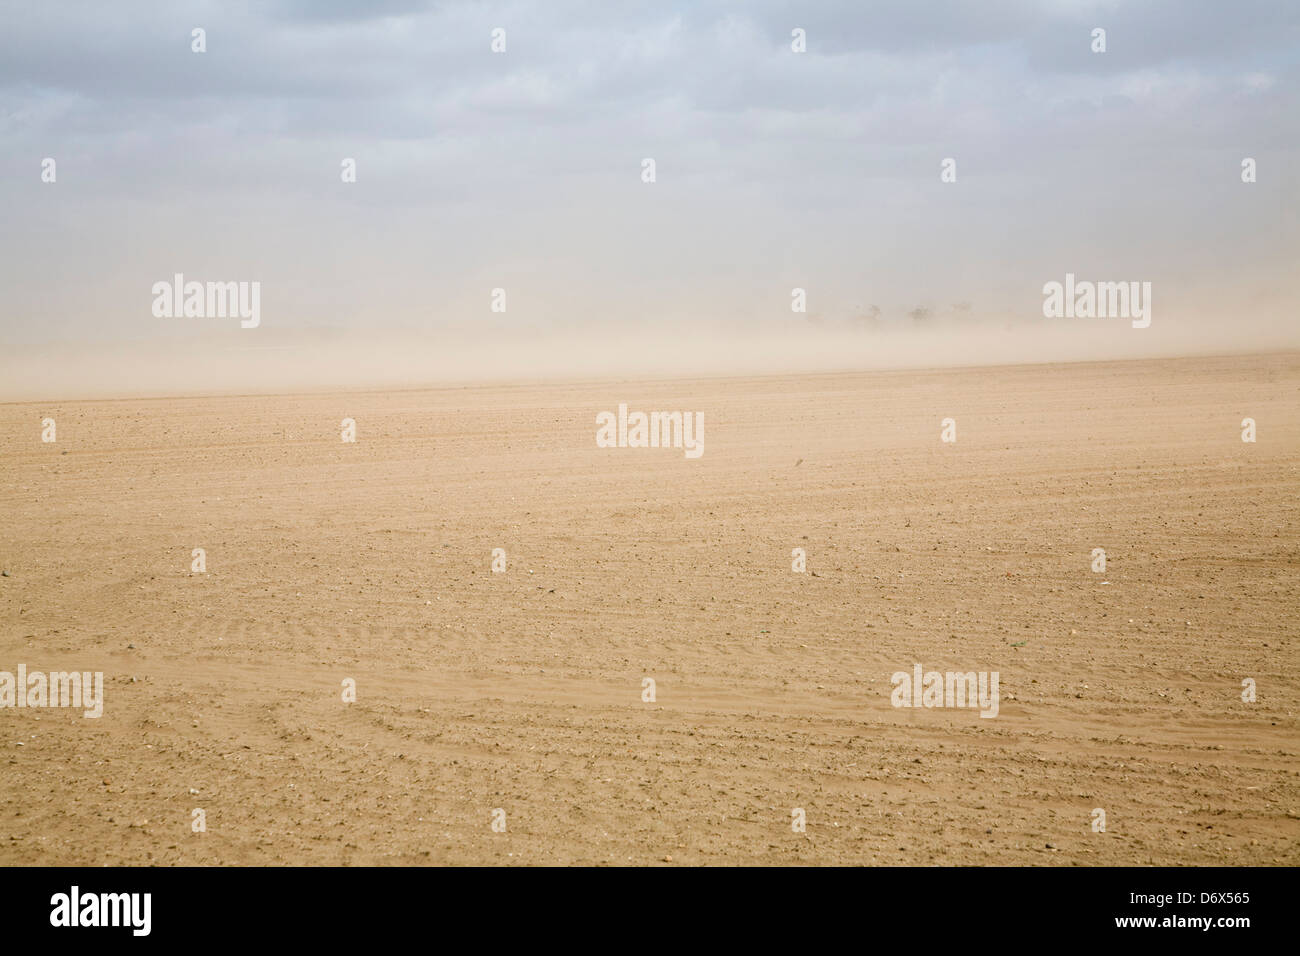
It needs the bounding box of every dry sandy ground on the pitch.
[1,352,1297,866]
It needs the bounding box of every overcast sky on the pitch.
[1,0,1296,347]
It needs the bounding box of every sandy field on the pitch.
[1,351,1297,865]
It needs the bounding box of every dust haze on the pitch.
[6,309,1300,401]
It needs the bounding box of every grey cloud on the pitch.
[0,0,1295,347]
